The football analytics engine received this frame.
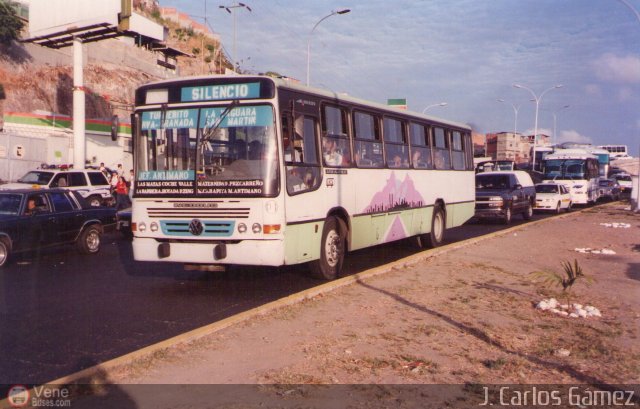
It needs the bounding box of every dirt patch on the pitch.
[106,204,639,387]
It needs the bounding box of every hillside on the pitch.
[0,1,231,122]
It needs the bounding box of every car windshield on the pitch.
[615,175,632,182]
[0,193,23,215]
[17,171,54,185]
[476,175,509,189]
[535,184,559,194]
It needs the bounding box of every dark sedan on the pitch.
[0,189,117,267]
[116,207,132,239]
[598,178,621,201]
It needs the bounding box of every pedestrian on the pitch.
[115,175,129,210]
[99,162,107,176]
[128,169,134,200]
[110,171,119,207]
[117,164,124,177]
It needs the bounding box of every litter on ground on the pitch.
[574,247,616,255]
[599,222,631,229]
[536,298,602,318]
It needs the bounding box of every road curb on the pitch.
[39,205,595,387]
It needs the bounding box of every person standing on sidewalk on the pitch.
[128,169,134,201]
[115,175,129,210]
[110,171,119,207]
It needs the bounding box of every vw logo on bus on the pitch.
[189,219,204,236]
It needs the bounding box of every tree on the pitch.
[0,0,24,45]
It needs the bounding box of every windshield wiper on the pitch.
[201,100,240,143]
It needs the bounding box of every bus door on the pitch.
[281,111,323,263]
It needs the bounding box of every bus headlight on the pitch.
[138,222,147,232]
[150,222,159,232]
[252,223,262,234]
[238,223,247,233]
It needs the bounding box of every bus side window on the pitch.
[433,127,451,170]
[284,113,321,195]
[409,122,432,169]
[353,111,383,168]
[384,117,409,168]
[451,131,465,170]
[321,105,351,167]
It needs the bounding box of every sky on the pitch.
[159,0,640,150]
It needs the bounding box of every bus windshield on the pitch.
[136,104,278,197]
[543,159,586,180]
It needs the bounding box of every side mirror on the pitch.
[111,115,119,142]
[513,184,523,190]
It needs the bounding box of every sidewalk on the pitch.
[52,204,640,407]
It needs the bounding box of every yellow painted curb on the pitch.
[3,203,605,398]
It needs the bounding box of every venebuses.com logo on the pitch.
[7,385,29,408]
[6,384,72,408]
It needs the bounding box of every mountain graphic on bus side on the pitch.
[364,172,425,214]
[384,214,409,242]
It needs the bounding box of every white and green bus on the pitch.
[130,75,475,279]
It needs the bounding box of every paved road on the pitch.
[0,212,552,385]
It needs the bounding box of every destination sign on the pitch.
[141,109,198,130]
[200,105,273,129]
[181,82,261,102]
[138,170,195,181]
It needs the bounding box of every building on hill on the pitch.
[485,132,534,165]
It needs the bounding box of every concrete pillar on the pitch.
[73,38,85,169]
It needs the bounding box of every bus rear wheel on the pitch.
[310,216,346,280]
[417,205,445,248]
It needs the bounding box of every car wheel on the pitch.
[566,202,572,212]
[503,206,512,225]
[555,202,561,214]
[310,217,346,280]
[87,195,102,207]
[417,204,445,248]
[0,239,10,268]
[522,202,533,220]
[77,226,101,255]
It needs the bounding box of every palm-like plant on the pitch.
[532,259,593,307]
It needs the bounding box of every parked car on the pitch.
[116,207,132,239]
[598,178,621,201]
[475,171,536,224]
[0,169,112,207]
[534,183,572,213]
[0,189,116,267]
[613,174,632,196]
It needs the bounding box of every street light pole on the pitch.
[513,83,563,172]
[421,102,447,114]
[617,0,640,212]
[306,9,350,86]
[552,105,570,146]
[219,2,251,73]
[497,99,520,136]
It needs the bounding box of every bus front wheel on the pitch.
[310,216,346,280]
[417,205,445,249]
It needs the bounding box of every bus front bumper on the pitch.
[132,237,285,266]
